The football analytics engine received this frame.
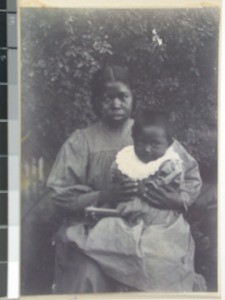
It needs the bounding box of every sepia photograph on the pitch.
[20,1,219,297]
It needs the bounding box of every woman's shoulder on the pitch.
[58,123,99,154]
[65,119,133,152]
[67,122,100,144]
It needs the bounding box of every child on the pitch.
[66,110,204,292]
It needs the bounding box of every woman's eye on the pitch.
[119,94,129,100]
[103,93,128,102]
[103,95,113,104]
[103,94,109,99]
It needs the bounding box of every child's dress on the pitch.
[66,140,203,292]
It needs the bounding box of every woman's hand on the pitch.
[142,183,183,210]
[53,225,70,244]
[98,178,139,206]
[118,177,139,202]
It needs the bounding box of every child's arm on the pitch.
[141,143,202,211]
[172,140,202,209]
[179,158,202,209]
[98,161,139,207]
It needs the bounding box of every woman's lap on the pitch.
[54,240,120,294]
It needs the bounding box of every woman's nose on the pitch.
[112,98,121,108]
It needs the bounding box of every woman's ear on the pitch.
[92,96,102,118]
[131,97,136,115]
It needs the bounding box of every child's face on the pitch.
[133,125,170,163]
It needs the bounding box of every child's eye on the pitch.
[151,142,159,147]
[136,139,144,145]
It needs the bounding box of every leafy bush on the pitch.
[21,8,219,174]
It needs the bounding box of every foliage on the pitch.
[21,8,219,173]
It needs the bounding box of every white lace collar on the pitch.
[115,143,182,180]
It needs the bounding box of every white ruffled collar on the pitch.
[115,143,182,180]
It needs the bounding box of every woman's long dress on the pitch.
[47,120,203,293]
[47,119,134,293]
[65,141,204,292]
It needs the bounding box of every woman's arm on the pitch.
[141,142,202,211]
[98,161,139,206]
[47,130,100,212]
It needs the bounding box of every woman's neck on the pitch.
[101,118,132,133]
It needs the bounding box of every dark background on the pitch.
[21,8,219,294]
[21,8,218,172]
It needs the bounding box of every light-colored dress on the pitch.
[47,119,134,293]
[47,120,134,211]
[66,140,203,292]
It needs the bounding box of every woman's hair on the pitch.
[91,65,131,117]
[132,109,173,144]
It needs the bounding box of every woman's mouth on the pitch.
[110,113,124,118]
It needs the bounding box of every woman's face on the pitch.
[101,81,133,126]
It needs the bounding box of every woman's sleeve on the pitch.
[47,130,99,212]
[178,146,203,209]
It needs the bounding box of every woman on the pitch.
[47,65,202,293]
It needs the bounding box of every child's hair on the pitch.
[91,64,131,117]
[132,109,173,144]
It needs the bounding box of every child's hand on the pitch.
[117,177,139,203]
[117,198,142,215]
[117,200,143,223]
[142,184,183,210]
[98,179,139,205]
